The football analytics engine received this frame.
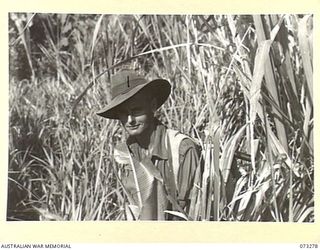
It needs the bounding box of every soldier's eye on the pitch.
[131,108,145,116]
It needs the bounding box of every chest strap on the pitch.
[165,129,190,188]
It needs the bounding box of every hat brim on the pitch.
[96,79,171,119]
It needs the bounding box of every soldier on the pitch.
[97,70,200,220]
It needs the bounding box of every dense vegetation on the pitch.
[8,14,313,221]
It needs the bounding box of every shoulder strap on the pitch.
[165,129,190,187]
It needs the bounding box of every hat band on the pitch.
[111,77,147,99]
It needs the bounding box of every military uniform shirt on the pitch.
[119,119,200,220]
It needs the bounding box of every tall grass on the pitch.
[8,13,313,221]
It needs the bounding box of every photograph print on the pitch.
[8,13,314,221]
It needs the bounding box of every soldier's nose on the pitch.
[127,114,134,124]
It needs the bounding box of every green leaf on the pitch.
[297,207,313,222]
[253,15,288,153]
[114,143,131,165]
[90,14,105,64]
[298,15,313,100]
[164,210,188,220]
[268,129,299,177]
[249,39,273,123]
[220,123,248,183]
[60,37,69,47]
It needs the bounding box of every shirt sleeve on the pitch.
[176,138,200,207]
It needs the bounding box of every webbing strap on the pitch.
[166,129,189,187]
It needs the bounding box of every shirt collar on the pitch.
[127,119,169,160]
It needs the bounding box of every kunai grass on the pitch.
[8,14,313,221]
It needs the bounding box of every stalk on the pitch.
[213,128,220,221]
[262,100,280,222]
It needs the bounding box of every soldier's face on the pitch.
[117,91,156,138]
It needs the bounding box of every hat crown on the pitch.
[111,70,147,100]
[97,69,171,119]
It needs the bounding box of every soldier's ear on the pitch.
[151,97,157,113]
